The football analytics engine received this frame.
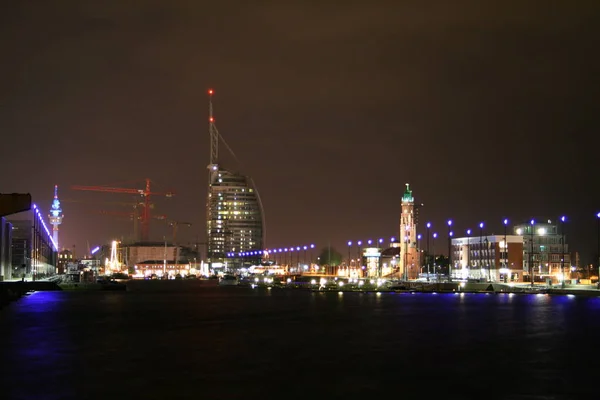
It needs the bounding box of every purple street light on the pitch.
[432,232,438,274]
[560,215,567,287]
[529,219,535,287]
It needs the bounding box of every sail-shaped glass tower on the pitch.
[206,164,264,270]
[205,90,264,270]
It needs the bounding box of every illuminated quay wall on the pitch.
[8,204,58,279]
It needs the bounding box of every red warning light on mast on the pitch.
[209,117,214,123]
[208,89,214,95]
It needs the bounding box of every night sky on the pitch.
[1,1,599,262]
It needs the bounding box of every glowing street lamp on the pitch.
[347,241,352,267]
[426,222,431,281]
[303,245,308,266]
[557,216,566,288]
[499,219,509,282]
[447,220,453,282]
[479,222,485,280]
[432,232,438,280]
[529,219,535,287]
[356,241,363,275]
[466,229,472,270]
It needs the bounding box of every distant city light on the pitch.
[91,246,100,255]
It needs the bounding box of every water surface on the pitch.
[1,285,598,399]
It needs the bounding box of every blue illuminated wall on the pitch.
[9,204,58,279]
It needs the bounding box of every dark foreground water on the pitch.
[1,283,600,400]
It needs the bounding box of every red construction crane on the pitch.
[71,178,174,242]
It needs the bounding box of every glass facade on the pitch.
[9,204,58,279]
[206,165,264,269]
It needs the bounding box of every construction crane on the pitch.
[71,178,174,242]
[169,221,192,243]
[90,210,167,242]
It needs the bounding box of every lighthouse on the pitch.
[399,183,418,280]
[48,185,63,250]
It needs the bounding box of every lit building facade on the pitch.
[514,220,571,283]
[206,165,264,270]
[399,184,419,279]
[125,243,178,267]
[57,249,74,274]
[451,235,524,282]
[9,204,58,279]
[133,260,191,278]
[0,217,12,281]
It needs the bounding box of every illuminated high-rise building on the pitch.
[205,90,264,269]
[48,185,63,250]
[399,183,418,279]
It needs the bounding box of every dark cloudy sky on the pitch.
[1,1,599,262]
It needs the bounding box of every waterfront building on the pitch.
[205,90,265,271]
[57,249,74,274]
[451,235,524,282]
[9,204,58,279]
[206,165,264,270]
[380,243,401,277]
[514,220,571,283]
[399,184,419,279]
[0,217,12,281]
[132,260,191,278]
[124,242,178,267]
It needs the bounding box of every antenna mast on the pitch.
[208,89,218,165]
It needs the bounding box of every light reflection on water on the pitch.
[1,288,598,399]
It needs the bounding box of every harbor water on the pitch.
[1,282,599,399]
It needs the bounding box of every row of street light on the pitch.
[228,244,316,268]
[227,213,600,281]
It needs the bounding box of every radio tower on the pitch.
[48,184,64,250]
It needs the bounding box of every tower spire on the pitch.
[48,184,64,251]
[208,89,219,166]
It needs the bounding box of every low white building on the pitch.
[451,235,524,282]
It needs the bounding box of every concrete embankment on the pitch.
[0,281,62,309]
